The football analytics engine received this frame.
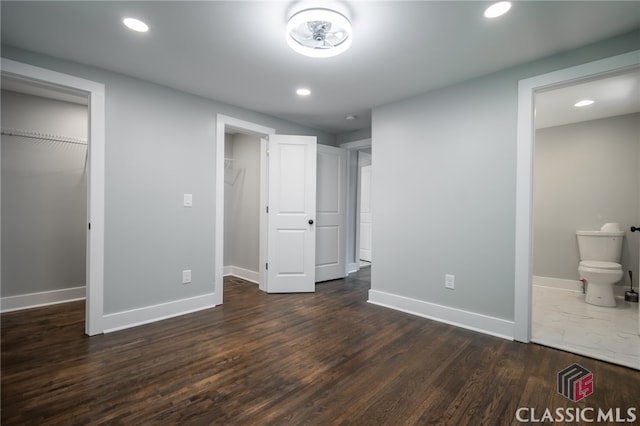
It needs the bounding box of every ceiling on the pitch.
[535,68,640,129]
[1,1,639,134]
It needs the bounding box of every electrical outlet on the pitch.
[182,269,192,284]
[445,274,455,289]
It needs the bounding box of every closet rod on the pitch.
[1,128,87,146]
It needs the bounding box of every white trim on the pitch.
[102,293,216,333]
[533,276,582,292]
[368,290,515,340]
[215,115,274,303]
[259,138,268,292]
[223,265,260,284]
[1,286,86,313]
[1,58,106,336]
[514,50,640,343]
[346,262,359,274]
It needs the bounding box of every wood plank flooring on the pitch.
[2,268,639,425]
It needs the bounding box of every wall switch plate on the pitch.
[183,193,193,207]
[445,274,455,289]
[182,269,192,284]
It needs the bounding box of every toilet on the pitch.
[576,223,624,307]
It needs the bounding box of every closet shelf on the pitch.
[1,127,88,145]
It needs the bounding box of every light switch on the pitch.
[183,193,193,207]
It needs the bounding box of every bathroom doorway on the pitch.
[530,67,640,369]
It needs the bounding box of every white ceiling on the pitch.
[535,69,640,129]
[1,1,639,134]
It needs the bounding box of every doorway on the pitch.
[223,131,263,285]
[340,139,372,274]
[215,115,273,303]
[514,50,639,367]
[358,152,372,268]
[530,69,640,369]
[0,58,105,335]
[1,84,88,311]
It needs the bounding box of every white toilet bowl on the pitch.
[578,260,623,307]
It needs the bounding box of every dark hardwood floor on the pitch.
[2,268,639,425]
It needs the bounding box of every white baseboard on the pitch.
[368,290,514,340]
[1,286,86,313]
[223,265,259,284]
[102,292,216,333]
[533,276,582,292]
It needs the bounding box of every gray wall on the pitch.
[223,133,261,272]
[1,45,335,315]
[371,31,640,322]
[1,90,88,296]
[337,128,372,145]
[534,113,640,289]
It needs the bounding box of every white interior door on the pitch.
[315,145,347,282]
[359,164,372,262]
[267,134,317,293]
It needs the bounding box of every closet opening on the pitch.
[1,75,89,317]
[223,131,263,286]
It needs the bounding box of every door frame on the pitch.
[1,58,106,336]
[215,114,275,304]
[513,50,639,342]
[340,138,371,273]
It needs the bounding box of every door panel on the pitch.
[316,145,347,282]
[360,164,372,262]
[267,135,317,293]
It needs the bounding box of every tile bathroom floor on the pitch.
[532,285,640,370]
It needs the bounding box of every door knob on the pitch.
[308,219,314,225]
[632,226,640,232]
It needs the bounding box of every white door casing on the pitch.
[267,135,317,293]
[360,164,372,262]
[316,145,347,282]
[0,58,106,335]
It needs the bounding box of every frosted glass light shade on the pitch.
[286,8,352,58]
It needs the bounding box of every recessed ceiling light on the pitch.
[286,8,352,58]
[123,17,149,33]
[345,115,357,120]
[296,88,311,96]
[574,99,595,107]
[484,2,512,18]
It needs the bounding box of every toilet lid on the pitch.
[580,260,621,270]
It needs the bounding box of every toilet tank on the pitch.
[576,230,625,262]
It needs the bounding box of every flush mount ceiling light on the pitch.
[286,8,352,58]
[296,88,311,96]
[484,1,512,18]
[123,17,149,32]
[574,99,595,107]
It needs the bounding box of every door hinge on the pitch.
[266,205,269,213]
[88,222,91,230]
[265,262,268,270]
